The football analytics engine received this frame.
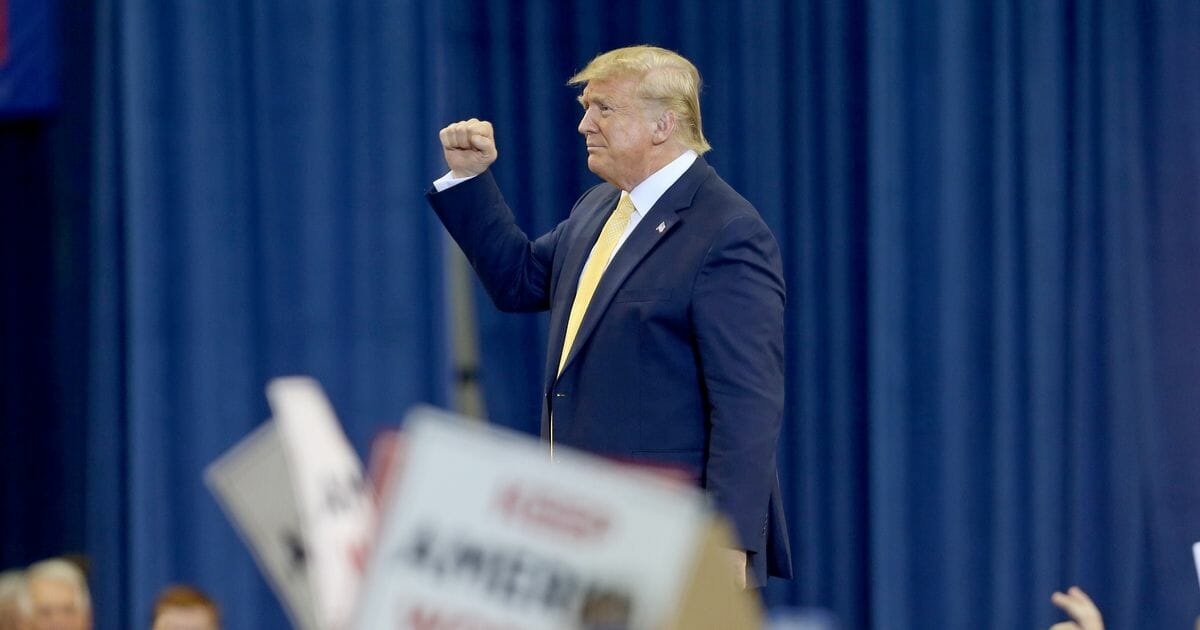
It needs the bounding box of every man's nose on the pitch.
[578,108,595,135]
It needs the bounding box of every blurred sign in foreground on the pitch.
[208,379,760,629]
[1193,541,1200,593]
[206,377,375,630]
[204,420,321,630]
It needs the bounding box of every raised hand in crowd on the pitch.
[1050,586,1103,630]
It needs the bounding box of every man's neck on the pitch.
[621,146,687,191]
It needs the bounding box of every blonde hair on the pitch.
[569,45,711,155]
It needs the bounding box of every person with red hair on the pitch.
[150,586,219,630]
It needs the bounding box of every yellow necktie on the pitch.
[557,191,636,375]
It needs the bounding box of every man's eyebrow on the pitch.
[579,94,613,109]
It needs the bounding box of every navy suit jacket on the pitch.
[427,157,792,583]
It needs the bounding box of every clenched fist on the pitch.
[439,118,498,178]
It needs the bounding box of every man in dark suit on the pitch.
[427,45,791,588]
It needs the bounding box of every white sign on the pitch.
[203,420,321,630]
[268,377,376,630]
[353,407,710,630]
[1193,541,1200,593]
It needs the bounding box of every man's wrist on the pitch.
[432,170,480,192]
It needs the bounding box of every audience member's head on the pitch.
[26,560,90,630]
[151,586,219,630]
[0,570,33,630]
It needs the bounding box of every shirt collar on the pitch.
[626,150,698,218]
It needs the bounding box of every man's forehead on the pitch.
[30,577,77,597]
[580,76,640,100]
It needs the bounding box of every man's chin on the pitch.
[585,156,606,178]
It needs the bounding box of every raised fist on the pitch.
[438,118,498,178]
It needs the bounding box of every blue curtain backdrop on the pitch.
[2,1,1198,629]
[84,2,455,628]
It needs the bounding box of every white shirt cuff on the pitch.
[432,171,478,192]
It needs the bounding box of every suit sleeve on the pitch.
[691,214,786,555]
[426,170,559,313]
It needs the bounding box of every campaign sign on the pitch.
[268,377,376,630]
[203,420,321,630]
[353,407,712,630]
[1193,541,1200,593]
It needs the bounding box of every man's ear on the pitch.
[652,109,677,145]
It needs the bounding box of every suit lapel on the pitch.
[554,158,712,378]
[544,189,621,381]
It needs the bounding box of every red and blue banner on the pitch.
[0,0,57,116]
[1,0,10,67]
